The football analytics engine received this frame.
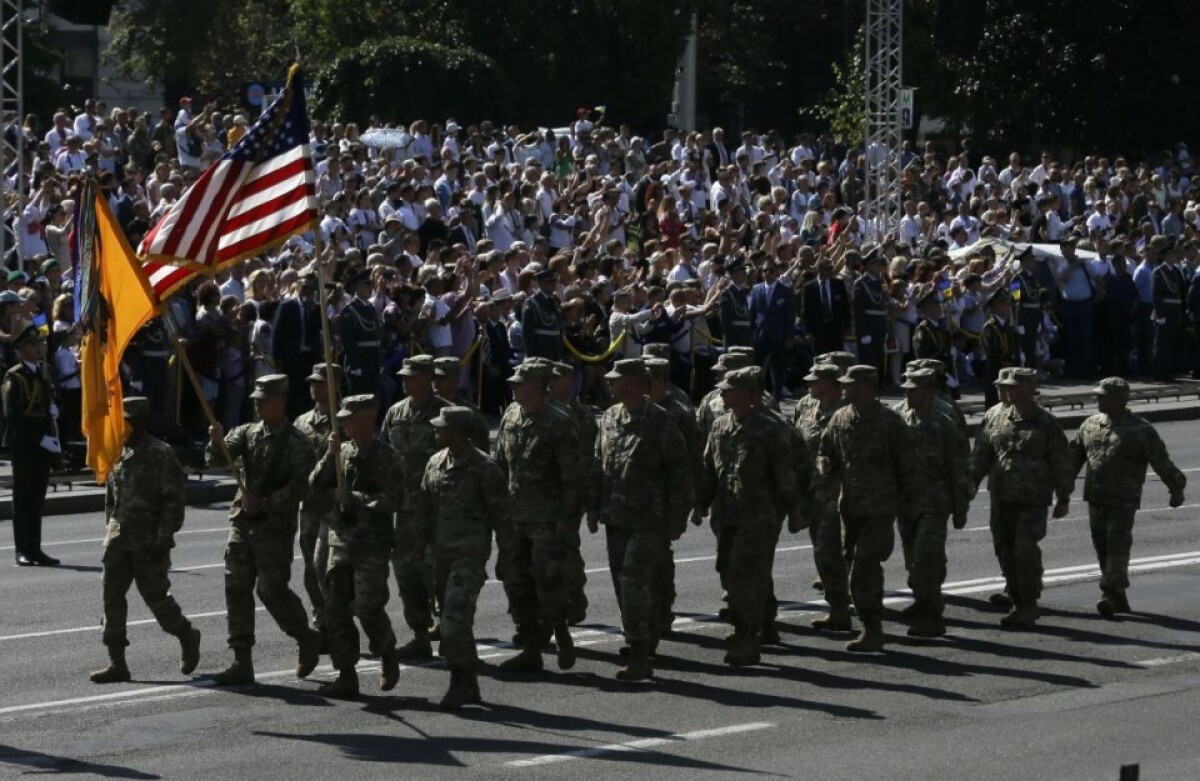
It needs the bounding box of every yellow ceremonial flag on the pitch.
[78,186,159,483]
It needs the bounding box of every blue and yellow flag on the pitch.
[1010,278,1022,302]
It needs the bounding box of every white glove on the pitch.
[49,402,59,418]
[1156,318,1167,325]
[946,375,959,389]
[39,435,62,454]
[1017,326,1026,335]
[861,336,872,346]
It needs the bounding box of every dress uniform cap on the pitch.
[397,354,436,377]
[804,362,843,382]
[838,364,879,385]
[122,396,150,420]
[535,267,556,281]
[250,373,289,399]
[430,406,476,429]
[717,366,761,392]
[900,368,938,389]
[1017,245,1036,260]
[336,394,377,419]
[432,357,461,376]
[996,367,1037,387]
[604,358,647,381]
[306,362,344,383]
[1093,376,1130,399]
[987,287,1011,307]
[12,324,45,349]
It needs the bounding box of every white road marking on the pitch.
[0,526,230,552]
[963,503,1200,533]
[1136,652,1200,668]
[505,722,777,767]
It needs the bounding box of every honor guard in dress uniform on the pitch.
[1013,247,1043,368]
[912,294,951,365]
[718,259,753,348]
[853,248,888,379]
[521,268,564,361]
[1151,245,1187,382]
[338,269,383,395]
[980,288,1019,409]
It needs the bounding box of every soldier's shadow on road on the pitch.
[41,564,104,573]
[196,681,336,707]
[0,743,158,779]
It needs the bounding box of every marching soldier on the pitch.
[309,395,403,698]
[207,374,323,685]
[894,369,974,637]
[972,368,1075,628]
[980,288,1019,409]
[90,397,201,683]
[694,367,795,666]
[493,361,582,673]
[549,361,598,624]
[1013,246,1043,368]
[1070,377,1186,617]
[382,355,451,660]
[413,407,513,709]
[589,359,692,680]
[432,356,490,451]
[294,362,343,644]
[2,325,60,567]
[817,365,912,652]
[338,270,383,395]
[904,358,968,437]
[696,352,752,432]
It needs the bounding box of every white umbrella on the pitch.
[359,128,414,157]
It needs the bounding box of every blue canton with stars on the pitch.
[222,70,311,163]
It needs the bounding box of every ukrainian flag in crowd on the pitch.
[937,277,953,300]
[1010,278,1022,302]
[31,311,49,335]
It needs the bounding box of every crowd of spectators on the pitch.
[3,94,1200,453]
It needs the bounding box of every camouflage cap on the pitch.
[995,366,1037,387]
[122,396,150,420]
[643,357,671,379]
[726,345,756,357]
[642,343,670,360]
[900,368,938,389]
[838,364,879,385]
[508,361,552,384]
[906,358,947,378]
[718,366,762,392]
[250,373,289,399]
[335,394,377,419]
[397,354,436,377]
[430,406,477,429]
[803,363,843,382]
[1093,376,1130,400]
[714,352,752,373]
[550,361,574,379]
[604,358,647,381]
[815,351,857,370]
[306,362,345,383]
[432,356,461,377]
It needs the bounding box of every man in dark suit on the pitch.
[750,260,797,396]
[853,249,889,379]
[706,127,731,180]
[272,273,323,418]
[2,326,60,566]
[446,205,479,255]
[803,258,850,354]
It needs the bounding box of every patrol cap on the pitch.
[726,345,756,357]
[804,363,843,382]
[336,394,377,419]
[815,351,857,370]
[430,406,476,429]
[550,361,574,379]
[643,357,671,379]
[714,352,752,373]
[995,367,1038,387]
[508,362,552,385]
[122,396,150,420]
[907,358,946,378]
[250,373,289,399]
[717,366,761,392]
[1093,376,1130,400]
[604,358,647,381]
[901,368,938,389]
[397,354,436,377]
[838,364,879,385]
[642,342,670,360]
[433,356,461,377]
[306,362,344,383]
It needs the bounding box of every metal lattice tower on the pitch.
[0,0,23,269]
[863,0,902,240]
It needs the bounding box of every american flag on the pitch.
[140,65,317,301]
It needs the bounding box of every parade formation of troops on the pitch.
[2,321,1188,710]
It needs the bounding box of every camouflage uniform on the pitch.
[310,435,402,672]
[1070,397,1186,605]
[493,400,582,640]
[549,391,599,623]
[413,444,512,671]
[294,405,334,634]
[208,419,316,651]
[972,391,1074,612]
[101,434,194,648]
[381,392,451,633]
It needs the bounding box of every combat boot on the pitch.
[179,627,202,675]
[213,648,254,685]
[379,649,401,691]
[89,646,131,684]
[554,622,576,671]
[499,644,544,672]
[1000,601,1039,629]
[811,605,853,632]
[759,621,781,645]
[724,632,761,667]
[900,601,921,618]
[988,590,1013,608]
[615,644,653,681]
[568,595,588,626]
[395,629,433,661]
[906,608,946,639]
[296,628,322,678]
[1097,591,1131,618]
[845,621,885,653]
[440,667,482,710]
[318,668,359,699]
[812,578,824,592]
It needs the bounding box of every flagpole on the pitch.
[312,235,346,497]
[161,311,247,494]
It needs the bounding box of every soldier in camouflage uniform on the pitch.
[905,358,967,437]
[642,342,692,407]
[1070,377,1186,617]
[207,374,323,685]
[413,407,513,709]
[696,352,752,432]
[817,365,912,652]
[894,368,974,637]
[432,356,491,452]
[646,357,703,636]
[979,366,1017,609]
[309,395,403,699]
[792,362,852,630]
[90,397,201,684]
[550,361,598,625]
[972,368,1075,628]
[293,363,343,644]
[382,355,451,659]
[695,368,795,666]
[589,359,692,680]
[493,361,582,673]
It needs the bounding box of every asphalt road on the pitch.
[1,420,1200,780]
